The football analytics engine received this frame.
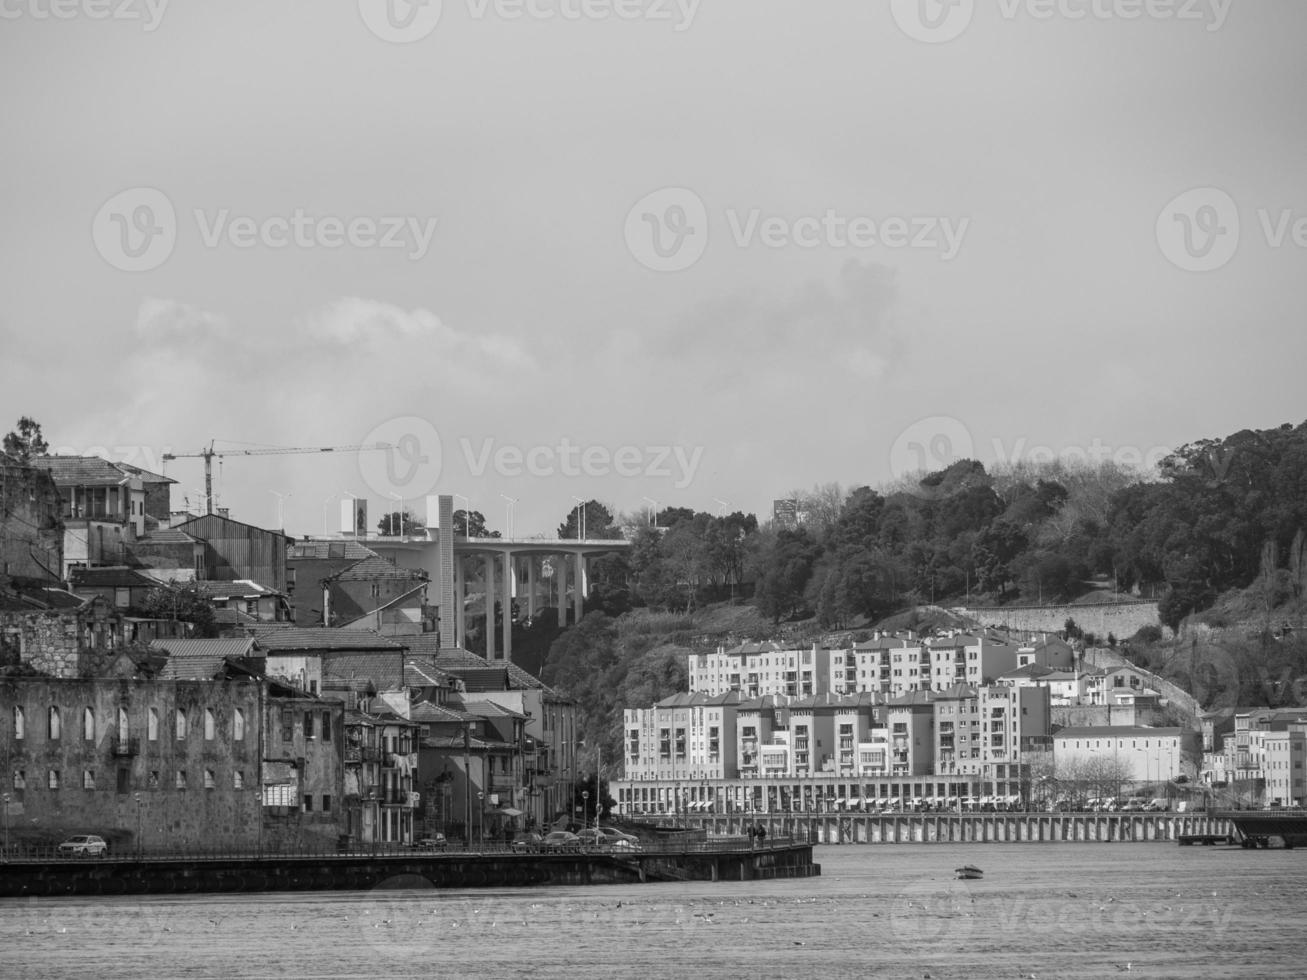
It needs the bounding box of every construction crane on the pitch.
[161,441,391,515]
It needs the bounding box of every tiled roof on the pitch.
[158,655,261,681]
[114,462,175,484]
[287,540,378,561]
[136,528,198,545]
[405,636,555,694]
[335,555,426,581]
[410,700,480,724]
[251,627,405,652]
[71,567,159,589]
[30,456,135,486]
[323,652,406,691]
[213,608,260,624]
[456,699,527,720]
[194,578,284,599]
[404,658,456,688]
[150,638,255,659]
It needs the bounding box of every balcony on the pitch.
[111,735,139,757]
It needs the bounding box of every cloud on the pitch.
[135,297,230,343]
[645,259,902,381]
[297,298,535,371]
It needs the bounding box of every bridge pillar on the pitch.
[525,557,535,619]
[485,553,497,661]
[454,555,466,647]
[573,550,585,624]
[556,553,568,626]
[501,550,514,662]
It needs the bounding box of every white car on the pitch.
[58,835,108,857]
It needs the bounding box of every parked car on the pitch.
[414,834,447,851]
[543,831,581,852]
[595,827,639,846]
[58,835,107,857]
[511,832,544,854]
[575,828,606,848]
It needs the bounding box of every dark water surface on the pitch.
[3,843,1305,979]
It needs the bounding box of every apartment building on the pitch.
[623,691,740,783]
[688,642,831,698]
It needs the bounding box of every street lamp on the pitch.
[582,790,589,831]
[500,495,517,539]
[133,792,142,857]
[388,491,404,537]
[571,496,586,540]
[269,489,292,530]
[641,497,658,527]
[477,791,484,849]
[2,792,9,861]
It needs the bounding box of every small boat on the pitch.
[954,865,983,880]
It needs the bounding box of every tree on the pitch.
[139,582,217,638]
[377,509,424,536]
[451,509,499,538]
[3,416,48,462]
[557,500,623,540]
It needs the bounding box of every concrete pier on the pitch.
[0,840,819,897]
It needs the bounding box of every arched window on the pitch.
[148,707,159,741]
[13,706,24,740]
[83,707,95,741]
[175,708,187,741]
[118,706,129,743]
[204,708,215,741]
[233,708,245,742]
[48,706,61,741]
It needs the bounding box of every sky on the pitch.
[1,0,1305,538]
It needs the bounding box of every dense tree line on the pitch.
[597,420,1307,630]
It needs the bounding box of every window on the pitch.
[48,770,61,790]
[233,708,245,742]
[305,713,315,740]
[303,795,314,812]
[13,770,25,790]
[204,709,215,741]
[48,706,61,740]
[322,794,332,812]
[148,770,159,789]
[176,771,187,790]
[83,707,95,740]
[234,770,245,789]
[13,705,23,740]
[83,770,96,790]
[322,711,331,743]
[148,707,159,741]
[204,769,216,789]
[117,768,129,794]
[176,709,187,740]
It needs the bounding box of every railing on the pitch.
[111,736,139,757]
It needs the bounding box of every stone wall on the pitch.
[955,600,1164,640]
[0,610,86,678]
[1052,703,1166,729]
[0,676,263,849]
[0,458,62,583]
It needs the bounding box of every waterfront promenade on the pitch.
[662,811,1232,844]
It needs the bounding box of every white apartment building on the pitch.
[1264,725,1307,806]
[624,692,739,782]
[688,642,831,698]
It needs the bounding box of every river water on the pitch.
[3,843,1305,979]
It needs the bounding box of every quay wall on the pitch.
[678,812,1230,844]
[0,842,819,898]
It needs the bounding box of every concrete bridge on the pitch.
[342,495,629,661]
